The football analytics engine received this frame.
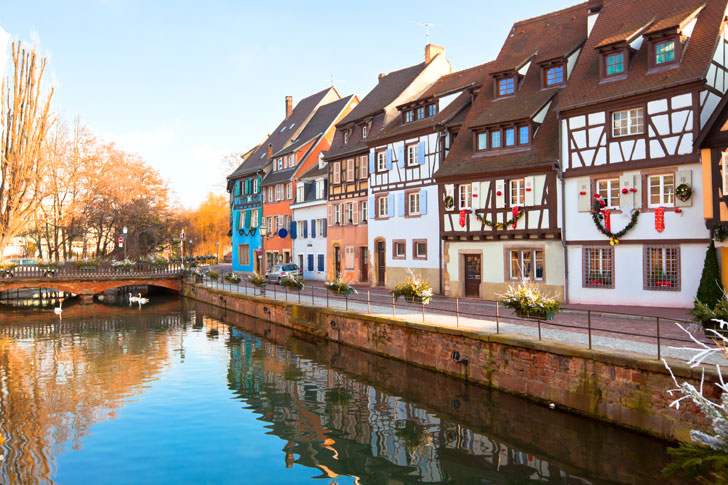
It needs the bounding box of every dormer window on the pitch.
[605,52,625,76]
[416,107,425,120]
[655,39,676,64]
[491,130,501,148]
[428,104,437,117]
[343,131,350,144]
[497,77,515,97]
[505,128,515,147]
[544,64,564,86]
[362,124,368,139]
[477,132,488,151]
[404,110,414,123]
[474,123,531,153]
[519,125,530,144]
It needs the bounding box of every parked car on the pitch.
[265,264,302,284]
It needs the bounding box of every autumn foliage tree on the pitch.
[181,192,230,259]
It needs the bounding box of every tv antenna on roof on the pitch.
[413,22,439,44]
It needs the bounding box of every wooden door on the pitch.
[359,247,368,282]
[376,241,386,286]
[464,254,481,298]
[334,246,341,278]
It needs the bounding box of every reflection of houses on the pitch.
[560,0,726,307]
[323,45,452,283]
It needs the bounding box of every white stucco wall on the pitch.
[292,202,327,280]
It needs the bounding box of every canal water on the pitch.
[0,296,682,484]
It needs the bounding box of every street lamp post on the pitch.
[122,226,128,260]
[259,225,267,275]
[180,229,185,269]
[216,240,220,265]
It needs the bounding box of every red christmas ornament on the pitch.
[525,187,532,192]
[579,191,586,195]
[655,207,665,233]
[512,206,519,229]
[459,209,467,228]
[604,209,611,232]
[629,188,637,193]
[496,191,502,196]
[675,208,683,214]
[621,188,628,194]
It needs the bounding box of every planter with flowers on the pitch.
[324,277,357,297]
[281,275,304,292]
[501,281,561,320]
[391,269,434,304]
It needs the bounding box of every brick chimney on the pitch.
[285,96,293,117]
[425,44,445,63]
[378,72,387,82]
[266,143,273,159]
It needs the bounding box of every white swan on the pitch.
[137,293,149,305]
[54,299,63,315]
[129,292,140,302]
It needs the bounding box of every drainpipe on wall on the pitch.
[557,148,569,304]
[437,129,446,295]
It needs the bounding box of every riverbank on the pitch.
[183,281,719,442]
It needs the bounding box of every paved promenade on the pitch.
[200,278,724,365]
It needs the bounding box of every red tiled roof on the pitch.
[594,18,654,49]
[436,2,588,179]
[559,0,727,112]
[645,4,705,36]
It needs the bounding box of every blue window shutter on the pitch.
[318,254,324,271]
[420,190,428,214]
[310,219,316,238]
[369,196,376,219]
[258,207,263,225]
[303,220,308,238]
[290,221,297,239]
[385,148,392,170]
[397,192,405,217]
[234,211,239,231]
[369,153,375,174]
[244,209,251,228]
[397,145,404,165]
[257,176,262,193]
[417,141,425,164]
[308,254,314,271]
[323,220,327,237]
[388,194,394,217]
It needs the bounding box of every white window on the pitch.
[345,203,354,224]
[332,162,341,184]
[297,221,305,238]
[408,192,420,215]
[510,179,524,207]
[278,159,283,170]
[377,196,388,218]
[317,219,325,237]
[359,155,368,179]
[253,178,259,194]
[334,204,342,224]
[346,159,355,182]
[268,187,273,202]
[648,174,674,208]
[361,201,368,222]
[289,154,295,167]
[612,108,644,137]
[414,240,427,259]
[509,249,544,281]
[316,179,325,199]
[376,151,387,172]
[459,184,472,209]
[287,182,293,200]
[266,217,272,233]
[394,241,406,259]
[343,131,350,144]
[251,210,259,228]
[596,178,620,209]
[345,246,355,270]
[362,125,368,139]
[406,144,417,167]
[296,182,304,203]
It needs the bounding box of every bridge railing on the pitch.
[2,262,184,279]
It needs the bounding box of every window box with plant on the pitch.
[324,277,357,297]
[281,275,304,292]
[391,269,433,304]
[75,260,99,271]
[224,271,242,284]
[501,281,561,320]
[111,259,135,271]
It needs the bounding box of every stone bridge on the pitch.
[0,265,183,302]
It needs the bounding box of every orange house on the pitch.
[261,92,357,271]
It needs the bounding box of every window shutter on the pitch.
[244,209,251,228]
[397,145,404,165]
[619,175,633,210]
[234,211,240,231]
[577,177,591,212]
[397,192,405,216]
[723,152,728,195]
[385,149,392,170]
[417,141,425,165]
[388,194,394,217]
[323,220,327,237]
[290,221,297,239]
[675,169,692,207]
[495,180,506,209]
[328,205,333,226]
[303,220,308,238]
[318,254,325,271]
[369,196,376,219]
[369,153,375,174]
[308,254,314,272]
[310,219,316,238]
[524,176,535,206]
[353,202,359,224]
[420,190,427,215]
[258,207,263,227]
[257,176,262,193]
[632,175,642,209]
[472,182,481,209]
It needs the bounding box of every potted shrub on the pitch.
[281,275,304,292]
[205,269,219,281]
[391,269,433,304]
[501,281,561,320]
[225,271,242,284]
[324,277,357,297]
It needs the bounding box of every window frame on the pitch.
[603,50,626,78]
[238,244,250,266]
[413,239,427,260]
[647,173,675,208]
[376,151,387,172]
[343,130,350,144]
[416,106,425,120]
[652,37,679,68]
[583,246,615,289]
[509,179,525,207]
[544,63,565,87]
[611,107,644,138]
[459,184,472,210]
[404,110,414,123]
[360,200,368,223]
[334,204,342,225]
[376,195,389,219]
[595,178,620,210]
[392,240,406,260]
[406,143,418,167]
[506,247,545,282]
[643,245,681,291]
[518,124,530,146]
[295,182,305,203]
[359,155,368,179]
[497,76,516,97]
[362,124,368,139]
[332,161,341,185]
[427,103,438,117]
[476,131,488,151]
[406,190,421,217]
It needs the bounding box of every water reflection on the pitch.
[0,298,678,484]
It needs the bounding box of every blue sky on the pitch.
[1,0,573,208]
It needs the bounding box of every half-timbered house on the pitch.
[559,0,727,307]
[436,4,589,300]
[290,159,329,280]
[366,62,491,291]
[258,88,345,271]
[322,45,451,283]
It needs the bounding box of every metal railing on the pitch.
[197,277,709,361]
[2,263,184,280]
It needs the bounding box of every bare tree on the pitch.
[0,42,54,256]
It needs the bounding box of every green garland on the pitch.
[591,209,640,245]
[475,207,525,230]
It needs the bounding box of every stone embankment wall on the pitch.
[184,283,718,442]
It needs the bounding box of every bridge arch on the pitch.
[0,278,181,297]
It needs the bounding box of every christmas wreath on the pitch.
[475,207,525,230]
[675,183,692,202]
[444,195,454,210]
[591,207,640,245]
